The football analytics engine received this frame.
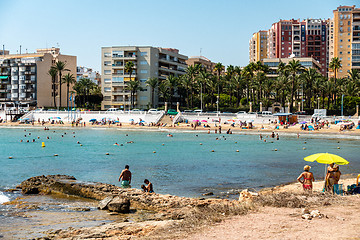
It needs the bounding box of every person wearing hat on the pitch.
[297,165,315,191]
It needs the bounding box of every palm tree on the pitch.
[54,61,67,107]
[185,64,200,107]
[300,68,321,108]
[48,67,58,108]
[62,73,76,109]
[145,77,159,108]
[348,69,360,96]
[165,75,179,108]
[158,81,170,103]
[213,63,224,109]
[285,60,305,112]
[125,61,135,82]
[126,79,141,109]
[329,57,342,104]
[73,78,94,107]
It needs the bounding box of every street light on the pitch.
[317,97,320,110]
[216,95,219,117]
[341,94,344,116]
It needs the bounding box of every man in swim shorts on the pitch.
[118,165,132,188]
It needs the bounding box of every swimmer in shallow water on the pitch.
[114,142,119,146]
[167,134,173,137]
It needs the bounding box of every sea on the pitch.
[1,126,360,238]
[0,126,359,201]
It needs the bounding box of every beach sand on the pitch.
[184,177,360,240]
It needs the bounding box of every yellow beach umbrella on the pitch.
[304,153,349,186]
[304,153,349,165]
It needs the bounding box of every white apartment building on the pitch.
[101,46,188,110]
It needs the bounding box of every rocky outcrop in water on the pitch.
[19,175,251,239]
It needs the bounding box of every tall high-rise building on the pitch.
[101,46,188,110]
[330,5,360,77]
[249,30,268,63]
[0,48,76,108]
[266,19,329,76]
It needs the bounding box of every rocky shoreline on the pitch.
[16,175,253,239]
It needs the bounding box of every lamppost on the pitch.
[317,97,320,110]
[341,94,344,116]
[216,95,219,117]
[200,82,203,112]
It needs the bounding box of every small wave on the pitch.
[0,192,10,204]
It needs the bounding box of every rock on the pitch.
[71,207,91,211]
[202,192,214,196]
[98,196,114,210]
[22,187,39,194]
[302,214,312,220]
[107,196,130,213]
[239,189,253,202]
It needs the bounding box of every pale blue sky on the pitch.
[0,0,358,71]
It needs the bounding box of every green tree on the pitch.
[300,68,321,108]
[54,61,67,107]
[73,78,102,108]
[125,61,135,82]
[48,67,58,108]
[165,75,179,108]
[285,60,305,112]
[62,73,76,109]
[145,77,159,108]
[126,79,141,109]
[329,57,342,104]
[213,62,224,99]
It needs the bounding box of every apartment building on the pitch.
[77,66,101,85]
[266,19,329,76]
[101,46,188,110]
[249,30,268,63]
[329,5,360,77]
[186,56,216,72]
[0,48,76,109]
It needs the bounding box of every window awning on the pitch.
[0,76,8,79]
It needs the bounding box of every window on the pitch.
[140,61,147,65]
[140,52,148,56]
[103,96,111,101]
[140,70,148,74]
[340,39,343,42]
[104,61,111,66]
[140,79,147,82]
[104,87,111,92]
[104,70,111,75]
[112,77,124,83]
[282,31,284,35]
[104,78,111,83]
[340,52,342,54]
[104,52,111,57]
[140,96,148,101]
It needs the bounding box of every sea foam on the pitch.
[0,192,10,204]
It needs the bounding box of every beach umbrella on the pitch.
[89,119,96,122]
[304,153,349,184]
[304,153,349,165]
[226,119,235,122]
[129,119,134,122]
[50,117,61,119]
[300,121,307,124]
[193,119,199,122]
[201,120,207,122]
[139,120,145,123]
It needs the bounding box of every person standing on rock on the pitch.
[118,165,131,188]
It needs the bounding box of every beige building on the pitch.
[101,46,188,110]
[249,30,268,62]
[330,5,360,77]
[0,48,76,108]
[186,56,216,72]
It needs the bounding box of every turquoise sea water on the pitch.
[0,127,359,199]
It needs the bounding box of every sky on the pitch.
[0,0,358,72]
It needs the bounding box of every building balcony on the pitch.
[0,89,10,93]
[24,88,35,93]
[0,71,10,75]
[0,97,10,101]
[112,91,131,95]
[24,80,35,84]
[24,71,35,75]
[112,100,136,105]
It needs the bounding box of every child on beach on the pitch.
[143,179,154,193]
[297,165,315,191]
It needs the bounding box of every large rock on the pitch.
[98,196,114,210]
[107,196,130,213]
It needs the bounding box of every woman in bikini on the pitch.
[297,165,315,191]
[325,163,336,192]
